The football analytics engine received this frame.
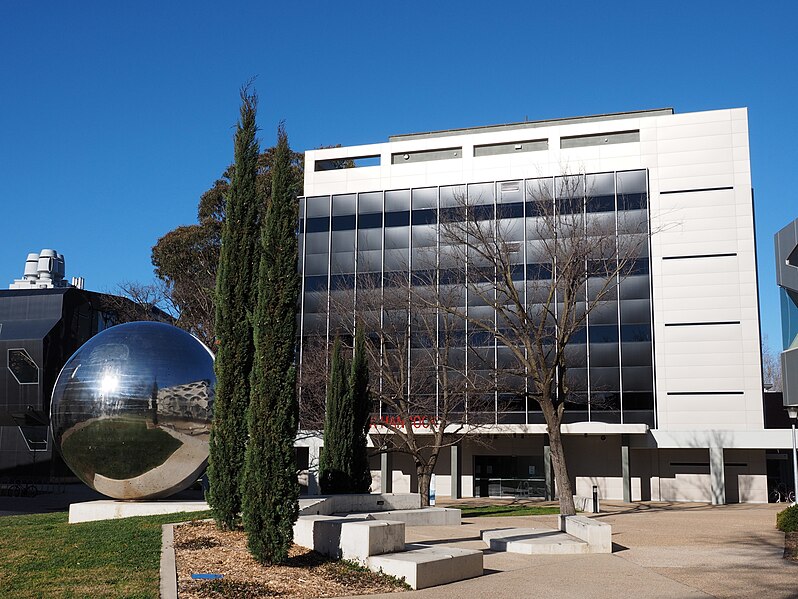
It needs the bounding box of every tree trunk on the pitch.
[417,464,431,507]
[539,398,576,517]
[547,421,576,516]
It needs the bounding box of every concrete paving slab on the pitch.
[351,501,797,599]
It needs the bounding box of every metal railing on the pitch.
[475,477,547,498]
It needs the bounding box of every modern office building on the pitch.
[297,107,794,504]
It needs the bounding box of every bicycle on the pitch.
[771,484,796,503]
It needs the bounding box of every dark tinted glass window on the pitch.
[358,212,382,229]
[586,195,615,213]
[623,391,654,410]
[8,349,37,384]
[473,204,494,221]
[498,202,524,219]
[621,257,650,276]
[412,209,437,225]
[557,197,583,215]
[619,192,647,211]
[306,216,330,233]
[332,214,356,230]
[525,200,548,217]
[620,324,651,342]
[589,325,619,343]
[304,275,328,292]
[330,273,355,290]
[440,206,466,223]
[385,211,410,227]
[440,269,465,285]
[527,263,553,280]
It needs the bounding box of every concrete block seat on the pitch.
[559,515,612,553]
[293,515,405,562]
[481,516,612,555]
[482,527,589,555]
[352,507,461,527]
[366,544,483,590]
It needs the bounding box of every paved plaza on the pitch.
[361,499,797,599]
[2,488,795,597]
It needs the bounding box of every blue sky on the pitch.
[0,1,795,350]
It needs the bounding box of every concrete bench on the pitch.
[559,515,612,553]
[366,507,461,527]
[366,544,483,590]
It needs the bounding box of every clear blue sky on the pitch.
[1,1,795,351]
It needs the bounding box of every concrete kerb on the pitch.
[160,523,177,599]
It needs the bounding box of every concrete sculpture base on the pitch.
[69,499,209,524]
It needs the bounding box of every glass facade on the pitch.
[780,288,798,350]
[299,169,655,427]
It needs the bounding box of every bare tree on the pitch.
[103,280,177,325]
[319,271,495,506]
[428,174,649,516]
[762,334,783,391]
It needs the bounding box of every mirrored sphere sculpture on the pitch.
[50,322,215,500]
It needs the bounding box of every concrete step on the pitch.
[366,544,483,590]
[481,527,589,555]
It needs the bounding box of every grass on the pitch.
[0,510,210,599]
[60,418,182,480]
[459,504,560,517]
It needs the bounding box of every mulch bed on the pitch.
[174,519,408,598]
[785,531,798,562]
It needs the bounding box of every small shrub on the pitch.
[776,504,798,533]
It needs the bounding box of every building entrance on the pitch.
[474,455,546,498]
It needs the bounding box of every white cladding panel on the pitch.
[303,108,762,433]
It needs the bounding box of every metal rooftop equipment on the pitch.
[9,249,79,290]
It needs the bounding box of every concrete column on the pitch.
[380,452,393,494]
[307,444,321,495]
[544,434,552,501]
[450,443,461,499]
[621,434,631,503]
[709,446,726,505]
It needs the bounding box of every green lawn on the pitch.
[0,510,210,599]
[459,504,560,517]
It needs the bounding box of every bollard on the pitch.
[592,485,599,513]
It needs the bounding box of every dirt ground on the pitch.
[785,531,798,562]
[173,519,408,598]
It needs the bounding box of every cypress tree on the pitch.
[319,338,353,494]
[207,87,261,529]
[242,123,300,564]
[349,325,372,493]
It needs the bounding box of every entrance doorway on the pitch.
[474,455,545,498]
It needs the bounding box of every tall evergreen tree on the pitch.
[319,338,353,494]
[207,87,261,529]
[349,325,372,493]
[242,123,300,564]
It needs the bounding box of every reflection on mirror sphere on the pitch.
[50,322,215,500]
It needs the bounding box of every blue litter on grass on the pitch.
[191,573,224,580]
